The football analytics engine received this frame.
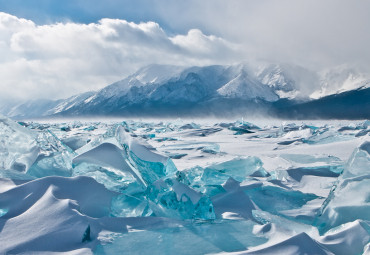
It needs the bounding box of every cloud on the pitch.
[0,12,240,102]
[154,0,370,71]
[170,29,239,59]
[1,0,369,102]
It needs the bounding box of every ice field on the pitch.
[0,115,369,254]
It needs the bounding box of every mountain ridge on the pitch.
[1,63,369,119]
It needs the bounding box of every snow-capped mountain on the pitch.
[1,99,62,119]
[311,66,370,99]
[46,92,96,115]
[255,63,319,99]
[96,64,187,101]
[54,64,285,116]
[217,69,278,101]
[1,63,369,119]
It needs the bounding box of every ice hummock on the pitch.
[116,126,177,185]
[315,141,370,233]
[0,115,39,172]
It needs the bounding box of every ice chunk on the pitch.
[177,157,266,197]
[204,157,266,182]
[146,178,215,220]
[72,138,146,189]
[61,136,91,151]
[302,128,354,145]
[36,129,75,155]
[179,122,201,130]
[316,178,370,233]
[0,115,40,172]
[250,169,271,177]
[0,208,8,217]
[72,163,138,192]
[315,142,370,233]
[83,125,97,131]
[0,117,78,178]
[27,151,73,177]
[343,141,370,178]
[117,126,177,185]
[25,129,77,178]
[111,194,152,217]
[127,151,177,185]
[175,167,227,197]
[72,125,177,186]
[229,126,255,135]
[200,143,220,154]
[236,119,261,129]
[73,143,137,179]
[227,120,260,135]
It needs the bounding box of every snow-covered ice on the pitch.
[0,116,369,254]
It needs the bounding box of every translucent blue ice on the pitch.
[0,115,39,172]
[111,194,152,217]
[117,126,177,185]
[1,117,369,254]
[315,142,370,233]
[27,152,73,177]
[204,157,266,182]
[73,162,137,192]
[145,178,215,220]
[0,208,8,217]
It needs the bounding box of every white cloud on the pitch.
[155,0,370,72]
[170,29,239,58]
[0,12,241,102]
[1,0,369,103]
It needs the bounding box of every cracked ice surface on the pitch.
[0,116,369,255]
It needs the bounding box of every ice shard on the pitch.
[116,126,177,185]
[315,141,370,233]
[27,130,75,178]
[203,157,266,183]
[146,178,215,220]
[0,115,40,172]
[72,142,141,190]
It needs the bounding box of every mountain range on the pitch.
[1,63,369,119]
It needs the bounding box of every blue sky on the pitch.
[0,0,148,24]
[0,0,369,102]
[0,0,207,35]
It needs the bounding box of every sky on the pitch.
[0,0,369,103]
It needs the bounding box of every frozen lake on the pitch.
[0,116,369,254]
